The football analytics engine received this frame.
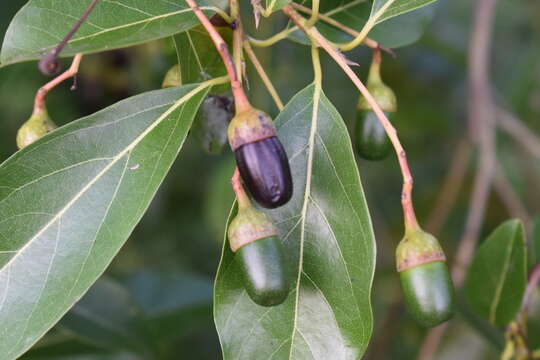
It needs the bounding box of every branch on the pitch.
[34,54,83,112]
[185,0,250,112]
[38,0,99,75]
[425,139,472,235]
[523,262,540,312]
[243,41,284,111]
[494,164,530,224]
[290,2,390,53]
[497,107,540,160]
[282,5,419,231]
[418,0,498,358]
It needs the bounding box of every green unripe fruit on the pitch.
[237,236,289,306]
[396,228,455,327]
[192,94,234,155]
[355,51,396,161]
[399,261,454,327]
[161,64,182,88]
[16,108,57,149]
[228,199,290,306]
[355,110,392,160]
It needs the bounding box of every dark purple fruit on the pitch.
[235,137,292,209]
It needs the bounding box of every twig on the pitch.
[418,0,498,358]
[185,0,250,112]
[337,0,397,52]
[425,139,472,235]
[38,0,99,75]
[34,54,83,112]
[290,2,393,54]
[243,41,284,111]
[494,164,530,224]
[497,107,540,160]
[523,262,540,311]
[282,5,419,231]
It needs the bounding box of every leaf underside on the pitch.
[214,85,376,360]
[0,84,209,359]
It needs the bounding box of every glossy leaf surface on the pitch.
[0,83,209,358]
[1,0,217,66]
[464,219,527,326]
[214,85,376,359]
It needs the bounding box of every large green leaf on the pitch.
[214,84,376,359]
[464,219,527,326]
[289,0,437,48]
[0,0,218,67]
[0,83,211,359]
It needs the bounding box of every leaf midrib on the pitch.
[0,83,209,275]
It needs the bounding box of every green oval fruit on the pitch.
[193,94,233,155]
[237,236,289,306]
[356,110,392,160]
[399,261,454,327]
[16,108,57,149]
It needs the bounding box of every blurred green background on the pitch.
[1,0,539,359]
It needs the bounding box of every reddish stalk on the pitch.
[185,0,251,112]
[34,54,83,113]
[38,0,99,74]
[283,5,419,231]
[231,168,251,209]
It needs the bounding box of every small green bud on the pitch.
[16,108,57,149]
[161,64,182,88]
[396,228,455,327]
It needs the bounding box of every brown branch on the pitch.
[523,262,540,311]
[418,0,498,358]
[494,164,530,224]
[243,41,284,111]
[282,5,419,231]
[34,54,83,112]
[425,139,472,235]
[38,0,99,75]
[497,107,540,160]
[289,2,394,54]
[185,0,250,112]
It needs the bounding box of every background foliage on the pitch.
[0,0,539,359]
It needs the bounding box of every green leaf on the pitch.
[288,0,437,48]
[464,219,527,326]
[122,270,214,343]
[59,278,152,355]
[370,0,438,25]
[265,0,292,13]
[0,83,211,359]
[529,214,540,270]
[214,84,376,359]
[1,0,217,67]
[173,25,230,86]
